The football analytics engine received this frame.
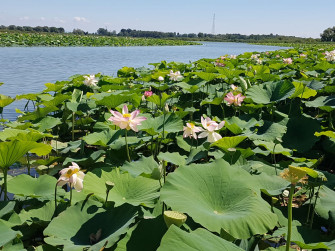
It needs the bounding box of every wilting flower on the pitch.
[283,58,293,64]
[168,70,183,81]
[83,74,98,87]
[183,122,203,139]
[58,162,85,192]
[109,105,147,132]
[224,92,246,106]
[324,50,335,61]
[158,76,164,81]
[280,165,307,185]
[230,84,238,91]
[198,116,225,143]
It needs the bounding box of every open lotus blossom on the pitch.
[251,54,260,59]
[224,92,246,106]
[183,122,203,139]
[256,58,263,64]
[220,56,227,60]
[230,55,237,59]
[109,105,147,132]
[283,58,293,64]
[142,88,153,101]
[230,84,238,91]
[57,162,85,192]
[83,74,98,87]
[167,70,183,81]
[324,50,335,61]
[198,116,225,143]
[158,76,164,81]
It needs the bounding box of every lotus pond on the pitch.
[0,46,335,250]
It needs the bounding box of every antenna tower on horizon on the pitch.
[211,13,215,35]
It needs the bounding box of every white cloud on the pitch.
[19,16,30,21]
[40,17,46,21]
[54,17,65,23]
[73,17,89,23]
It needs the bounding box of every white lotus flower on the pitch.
[83,74,98,87]
[325,50,335,62]
[198,116,225,143]
[167,70,183,81]
[58,162,85,192]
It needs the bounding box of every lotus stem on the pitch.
[27,154,31,176]
[3,168,8,201]
[272,143,277,175]
[306,187,313,225]
[286,184,295,251]
[125,130,131,162]
[309,185,321,229]
[69,186,73,206]
[72,112,75,141]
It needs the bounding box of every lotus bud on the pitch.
[158,76,164,81]
[164,103,169,113]
[164,211,187,228]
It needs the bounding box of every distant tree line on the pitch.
[320,27,335,42]
[0,24,321,43]
[0,25,65,33]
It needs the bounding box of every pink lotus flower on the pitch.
[57,162,85,192]
[109,105,147,132]
[283,58,293,64]
[224,92,246,106]
[144,90,153,97]
[198,116,225,143]
[183,122,203,139]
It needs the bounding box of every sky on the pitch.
[0,0,334,38]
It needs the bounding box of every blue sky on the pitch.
[0,0,334,38]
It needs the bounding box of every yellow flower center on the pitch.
[123,113,131,118]
[189,123,195,128]
[65,168,79,178]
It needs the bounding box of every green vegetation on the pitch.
[0,46,335,250]
[0,32,200,47]
[320,26,335,42]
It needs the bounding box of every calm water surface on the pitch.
[0,42,287,120]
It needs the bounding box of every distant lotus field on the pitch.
[0,46,335,250]
[0,32,199,47]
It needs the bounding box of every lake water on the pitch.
[0,42,287,120]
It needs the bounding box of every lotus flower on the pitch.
[230,84,238,91]
[142,89,153,101]
[300,53,307,58]
[198,116,225,143]
[57,162,85,192]
[109,105,147,132]
[283,58,293,64]
[183,122,203,139]
[224,92,246,106]
[168,70,183,81]
[251,54,260,59]
[256,58,263,65]
[83,74,98,87]
[325,50,335,61]
[230,55,237,59]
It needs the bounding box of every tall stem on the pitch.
[3,168,8,201]
[69,186,73,206]
[309,185,321,229]
[72,112,75,141]
[125,130,131,162]
[27,154,31,176]
[286,184,295,251]
[272,144,277,175]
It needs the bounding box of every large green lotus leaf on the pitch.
[18,107,58,122]
[83,129,119,147]
[0,220,21,247]
[305,96,335,109]
[246,81,295,104]
[7,174,60,200]
[193,72,219,81]
[157,225,243,251]
[225,116,263,135]
[290,82,317,99]
[210,136,247,152]
[120,155,161,179]
[83,168,160,207]
[315,131,335,139]
[0,94,15,108]
[36,116,62,132]
[0,201,15,218]
[0,140,41,169]
[253,173,290,196]
[282,116,321,153]
[29,142,53,156]
[41,94,69,107]
[313,186,335,227]
[253,140,292,156]
[138,113,183,135]
[147,93,170,106]
[160,159,278,239]
[96,93,140,108]
[0,129,28,141]
[15,201,55,226]
[158,152,187,166]
[44,200,138,251]
[116,216,167,251]
[246,120,287,142]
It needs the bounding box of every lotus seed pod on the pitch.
[105,181,115,191]
[163,211,187,228]
[271,197,279,205]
